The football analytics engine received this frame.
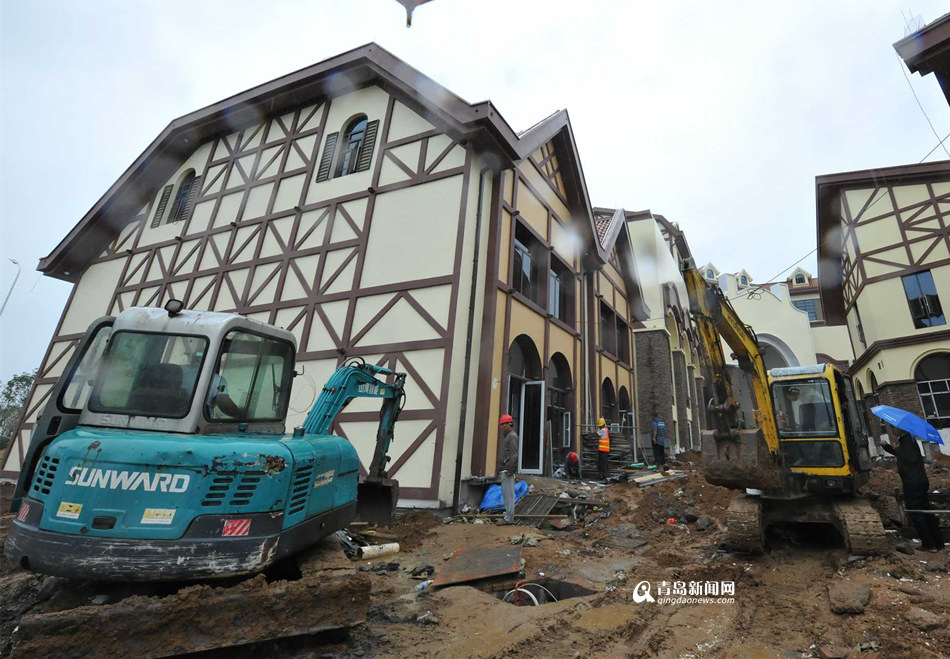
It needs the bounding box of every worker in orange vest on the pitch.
[597,417,610,480]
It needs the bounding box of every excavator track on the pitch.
[725,495,765,554]
[833,498,888,556]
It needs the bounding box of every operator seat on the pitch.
[129,363,190,416]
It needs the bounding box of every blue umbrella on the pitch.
[870,405,944,445]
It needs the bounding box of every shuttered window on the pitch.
[150,185,174,228]
[169,172,201,224]
[355,120,378,172]
[315,116,379,183]
[315,132,339,182]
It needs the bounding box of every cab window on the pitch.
[59,322,113,413]
[88,332,207,418]
[780,440,845,468]
[206,331,294,422]
[771,378,839,438]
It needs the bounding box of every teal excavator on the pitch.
[6,301,406,581]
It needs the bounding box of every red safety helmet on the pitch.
[499,414,514,426]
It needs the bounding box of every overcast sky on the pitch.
[1,0,949,383]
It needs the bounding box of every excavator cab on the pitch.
[769,364,872,495]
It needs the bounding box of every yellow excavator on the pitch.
[682,264,886,554]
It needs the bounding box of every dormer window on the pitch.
[315,114,380,182]
[706,269,714,279]
[739,275,748,286]
[794,274,806,285]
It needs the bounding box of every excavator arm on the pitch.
[682,266,782,491]
[302,358,407,521]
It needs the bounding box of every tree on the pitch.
[0,370,36,448]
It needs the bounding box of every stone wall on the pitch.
[634,329,673,453]
[876,381,923,417]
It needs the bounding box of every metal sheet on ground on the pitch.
[430,546,523,588]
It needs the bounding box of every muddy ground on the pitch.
[2,455,949,658]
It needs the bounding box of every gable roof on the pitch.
[816,159,950,324]
[895,12,950,78]
[40,43,599,281]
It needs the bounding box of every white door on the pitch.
[518,380,545,474]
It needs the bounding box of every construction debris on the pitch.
[429,546,523,589]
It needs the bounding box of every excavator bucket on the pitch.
[701,428,781,491]
[357,476,399,523]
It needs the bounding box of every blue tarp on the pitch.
[479,480,529,512]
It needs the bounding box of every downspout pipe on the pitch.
[452,166,493,514]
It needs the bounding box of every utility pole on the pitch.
[0,259,21,318]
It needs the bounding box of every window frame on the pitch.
[511,222,545,307]
[549,256,575,325]
[902,270,946,329]
[793,298,818,322]
[57,321,114,414]
[770,377,840,439]
[203,328,296,424]
[87,330,209,420]
[616,316,630,364]
[335,116,369,178]
[168,171,197,224]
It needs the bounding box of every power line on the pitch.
[727,247,818,302]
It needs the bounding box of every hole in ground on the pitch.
[493,579,596,606]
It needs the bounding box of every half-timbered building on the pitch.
[818,160,950,451]
[2,44,658,505]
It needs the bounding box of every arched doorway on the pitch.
[855,380,873,441]
[915,352,950,429]
[757,334,798,371]
[508,335,543,474]
[601,378,617,425]
[547,353,573,452]
[618,386,631,425]
[868,372,884,436]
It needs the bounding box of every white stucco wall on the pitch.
[720,275,817,368]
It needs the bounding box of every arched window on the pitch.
[150,169,201,228]
[169,171,197,224]
[601,378,616,425]
[915,353,950,428]
[794,274,806,285]
[740,275,748,286]
[618,386,631,422]
[706,269,714,279]
[547,353,573,449]
[336,116,368,177]
[315,115,380,182]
